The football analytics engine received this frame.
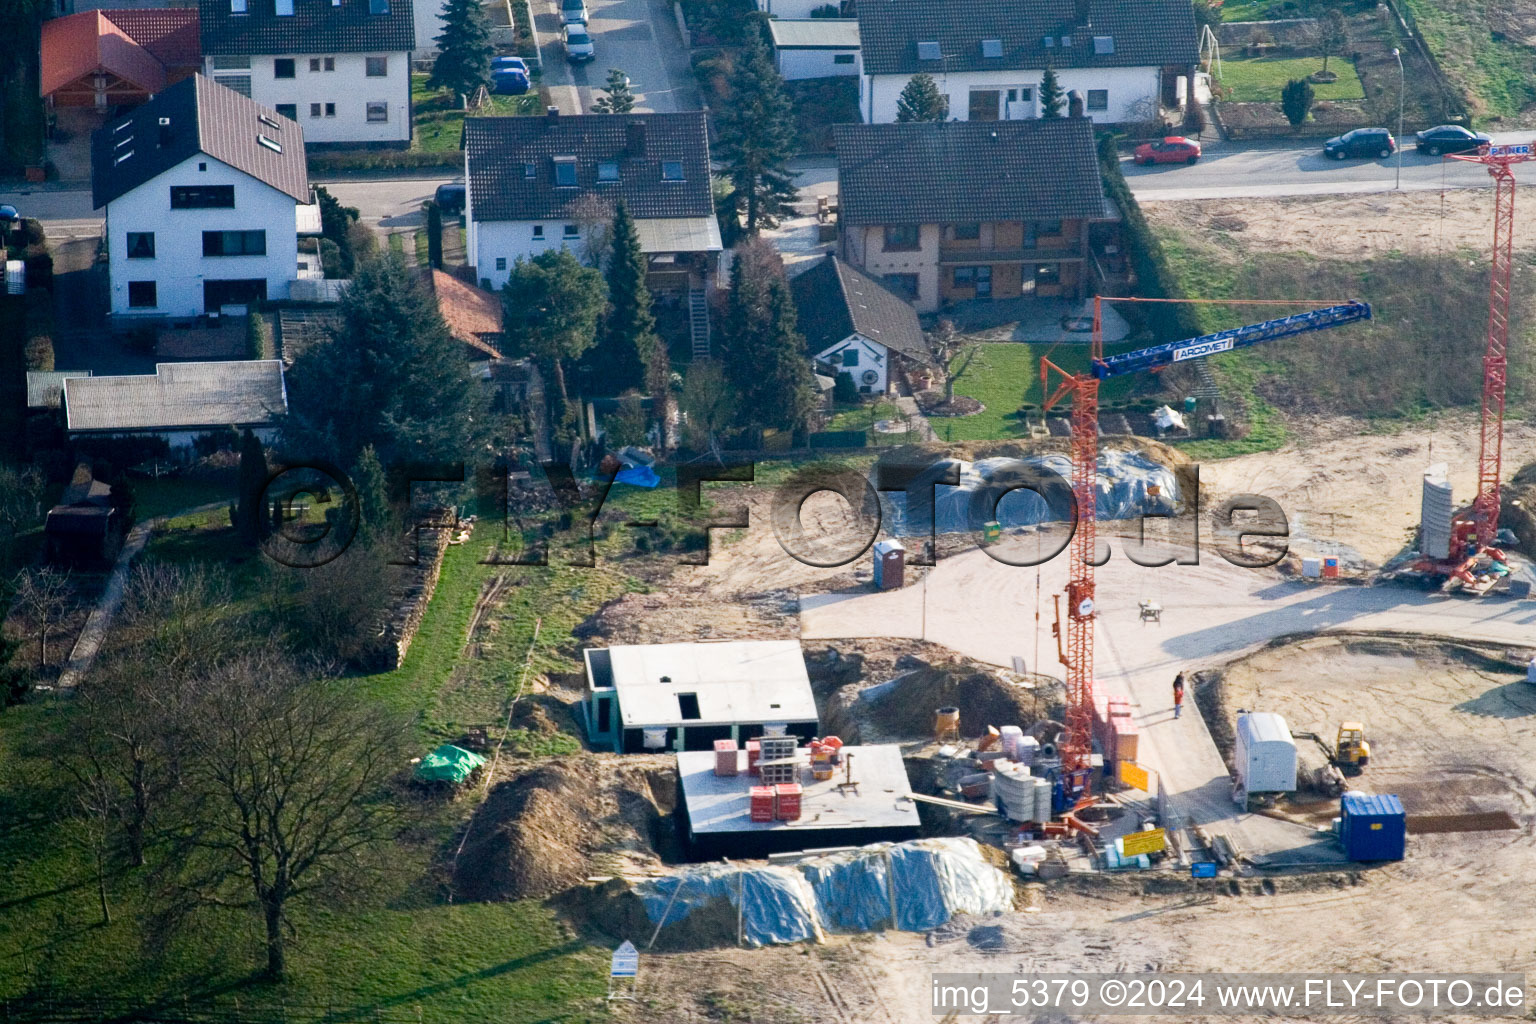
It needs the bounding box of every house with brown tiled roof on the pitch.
[41,7,201,110]
[425,269,503,360]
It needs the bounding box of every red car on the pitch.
[1133,136,1202,165]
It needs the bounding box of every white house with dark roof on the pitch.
[790,254,928,395]
[199,0,414,147]
[64,360,288,451]
[857,0,1197,125]
[834,118,1112,312]
[92,74,314,319]
[463,110,722,295]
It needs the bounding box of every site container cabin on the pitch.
[1234,711,1297,797]
[581,640,820,754]
[1340,792,1407,861]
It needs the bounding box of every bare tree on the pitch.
[13,566,72,668]
[0,463,45,568]
[680,359,735,462]
[167,654,411,979]
[928,320,983,402]
[564,192,615,269]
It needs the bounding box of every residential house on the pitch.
[581,640,819,754]
[857,0,1197,125]
[768,19,859,81]
[64,359,288,451]
[463,110,721,296]
[199,0,414,148]
[790,254,929,395]
[92,74,314,318]
[42,6,201,110]
[833,118,1111,313]
[425,268,504,360]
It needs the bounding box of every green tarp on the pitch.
[414,744,486,784]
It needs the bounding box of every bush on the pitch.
[1281,78,1315,127]
[22,290,53,372]
[305,150,463,174]
[318,237,343,278]
[809,3,839,15]
[833,371,858,403]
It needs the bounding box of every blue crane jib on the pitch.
[1091,301,1373,380]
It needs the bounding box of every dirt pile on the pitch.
[452,755,677,900]
[863,658,1061,739]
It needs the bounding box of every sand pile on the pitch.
[861,659,1061,739]
[452,755,676,900]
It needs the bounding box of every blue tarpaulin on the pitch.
[614,465,660,488]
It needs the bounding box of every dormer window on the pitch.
[1043,35,1054,47]
[1060,34,1072,47]
[257,135,282,153]
[369,0,389,13]
[1093,35,1114,54]
[661,161,684,181]
[981,39,1002,58]
[230,0,246,12]
[258,113,280,129]
[554,157,578,187]
[275,0,293,14]
[524,162,536,178]
[597,161,619,182]
[917,41,941,61]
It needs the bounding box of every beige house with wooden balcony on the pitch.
[833,118,1114,313]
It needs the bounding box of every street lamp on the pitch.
[1393,48,1405,189]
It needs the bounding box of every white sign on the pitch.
[1489,143,1534,157]
[1172,337,1235,363]
[610,940,639,978]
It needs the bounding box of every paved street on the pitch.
[533,0,698,115]
[801,537,1536,864]
[1126,129,1536,201]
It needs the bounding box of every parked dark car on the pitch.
[434,182,466,215]
[1323,128,1396,160]
[1415,124,1492,156]
[491,68,530,95]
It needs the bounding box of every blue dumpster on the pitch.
[1340,792,1406,861]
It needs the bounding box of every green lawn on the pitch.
[940,341,1148,442]
[412,74,541,152]
[132,476,237,521]
[1400,0,1536,121]
[1216,55,1365,104]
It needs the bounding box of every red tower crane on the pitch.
[1040,298,1373,811]
[1447,142,1535,550]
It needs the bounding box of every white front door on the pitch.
[1006,86,1035,119]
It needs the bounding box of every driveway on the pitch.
[800,535,1536,863]
[535,0,699,114]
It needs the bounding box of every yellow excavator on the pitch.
[1334,722,1370,767]
[1295,723,1371,797]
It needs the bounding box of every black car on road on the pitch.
[1323,128,1396,160]
[434,183,466,215]
[1415,124,1492,156]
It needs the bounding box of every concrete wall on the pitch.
[864,64,1161,124]
[104,154,298,318]
[778,47,859,81]
[207,50,412,145]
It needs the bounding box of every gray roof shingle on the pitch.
[792,255,930,364]
[464,112,713,222]
[834,118,1105,226]
[199,0,413,55]
[859,0,1197,76]
[64,360,288,432]
[92,74,309,208]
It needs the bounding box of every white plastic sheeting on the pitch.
[884,453,1178,537]
[634,838,1013,947]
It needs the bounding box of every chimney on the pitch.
[1067,90,1085,118]
[546,106,560,119]
[1074,0,1090,27]
[626,121,646,158]
[157,116,173,147]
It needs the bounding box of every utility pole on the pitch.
[1393,49,1405,189]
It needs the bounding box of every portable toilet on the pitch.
[1234,711,1296,795]
[1340,792,1406,861]
[873,539,905,590]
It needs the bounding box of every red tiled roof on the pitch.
[41,10,167,98]
[102,8,202,69]
[429,270,504,359]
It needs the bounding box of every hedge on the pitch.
[22,288,53,372]
[1096,131,1204,343]
[306,150,463,174]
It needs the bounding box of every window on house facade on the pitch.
[128,281,157,307]
[842,349,859,366]
[554,158,578,186]
[1035,263,1060,286]
[126,232,155,258]
[325,102,336,116]
[170,185,234,208]
[968,89,1000,121]
[310,102,322,117]
[833,53,854,64]
[366,56,388,77]
[274,58,296,78]
[495,257,507,270]
[366,101,388,122]
[952,222,980,241]
[217,75,252,96]
[563,224,579,238]
[661,161,685,181]
[1086,89,1108,111]
[532,225,544,238]
[324,56,335,71]
[597,161,619,182]
[212,55,249,70]
[954,265,991,296]
[275,103,297,119]
[203,230,267,256]
[310,58,321,71]
[1036,219,1063,236]
[883,273,919,300]
[883,224,919,251]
